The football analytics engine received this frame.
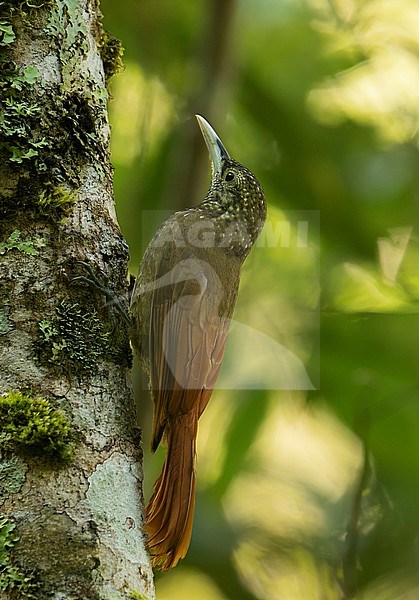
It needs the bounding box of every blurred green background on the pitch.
[101,1,419,598]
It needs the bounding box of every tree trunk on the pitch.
[0,1,155,598]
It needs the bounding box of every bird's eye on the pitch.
[225,171,235,182]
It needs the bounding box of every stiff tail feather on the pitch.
[144,412,197,570]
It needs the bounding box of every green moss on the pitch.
[35,300,112,376]
[0,51,94,222]
[37,184,76,220]
[0,58,86,222]
[128,591,148,600]
[0,390,73,462]
[0,516,42,598]
[0,62,45,166]
[99,29,124,84]
[0,50,79,222]
[1,1,108,223]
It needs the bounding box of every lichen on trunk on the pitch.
[0,1,154,598]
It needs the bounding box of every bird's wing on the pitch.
[148,250,232,451]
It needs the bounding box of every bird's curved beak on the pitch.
[196,114,230,176]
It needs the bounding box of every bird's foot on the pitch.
[69,260,131,327]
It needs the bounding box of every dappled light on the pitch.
[110,62,175,165]
[156,567,228,600]
[328,227,419,313]
[308,0,419,143]
[102,0,419,597]
[222,397,364,597]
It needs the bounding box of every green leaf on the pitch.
[17,243,38,255]
[0,22,15,46]
[22,65,40,84]
[9,147,38,162]
[0,230,41,255]
[7,230,20,244]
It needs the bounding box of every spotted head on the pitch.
[196,115,267,255]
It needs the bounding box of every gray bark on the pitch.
[0,1,154,598]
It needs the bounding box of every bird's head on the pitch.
[196,115,266,252]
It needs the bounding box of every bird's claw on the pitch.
[68,260,131,327]
[70,260,108,291]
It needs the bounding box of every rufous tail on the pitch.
[144,412,197,570]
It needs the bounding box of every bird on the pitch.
[129,115,267,570]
